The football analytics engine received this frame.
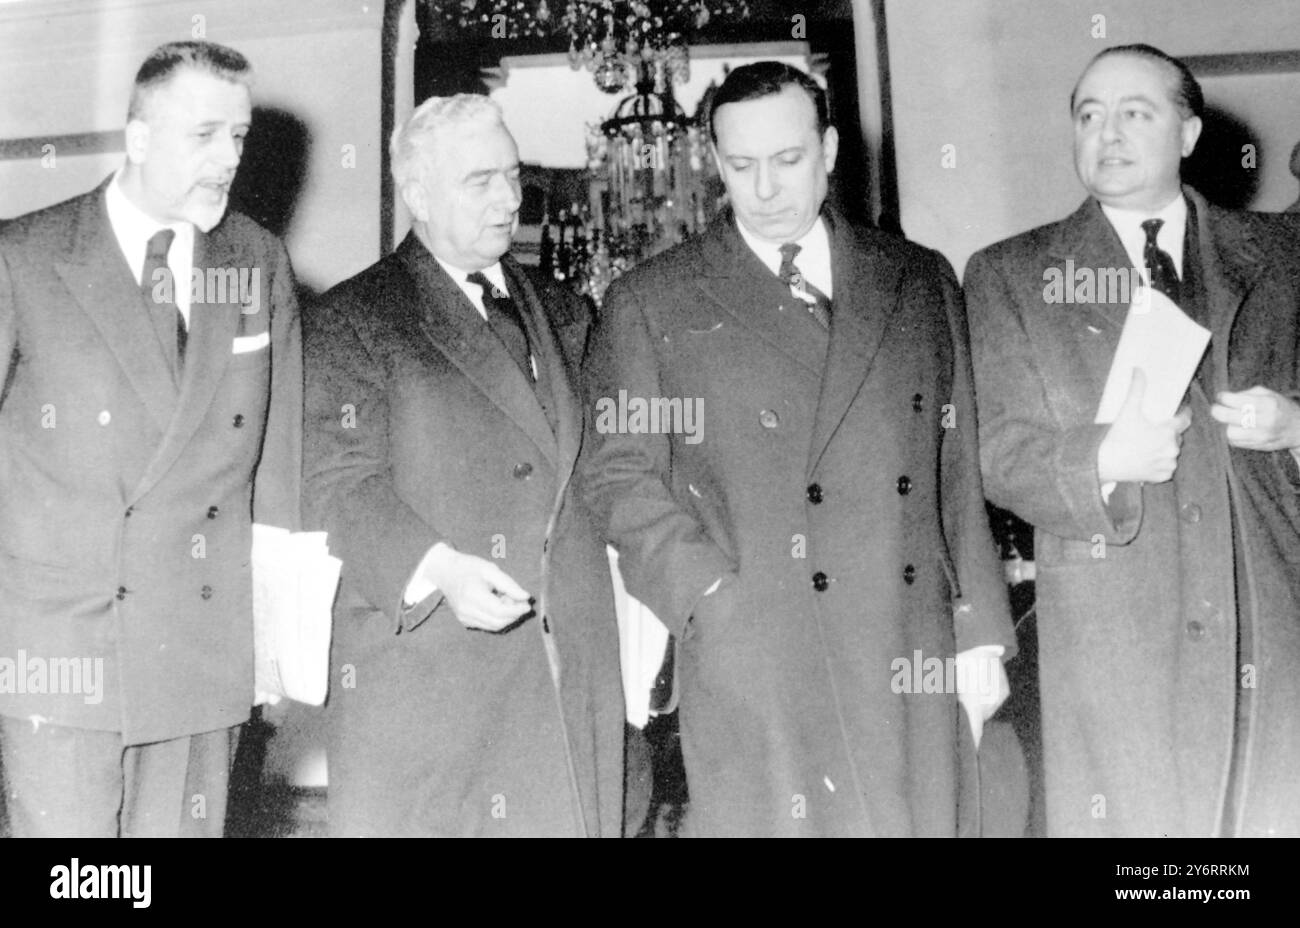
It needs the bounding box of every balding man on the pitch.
[303,95,623,836]
[966,44,1300,836]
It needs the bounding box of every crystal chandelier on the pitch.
[425,1,749,94]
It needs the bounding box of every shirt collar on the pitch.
[1100,192,1187,278]
[104,169,194,285]
[434,254,508,321]
[735,215,833,298]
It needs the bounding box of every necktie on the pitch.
[777,242,831,329]
[467,271,533,381]
[1141,218,1181,306]
[142,229,187,372]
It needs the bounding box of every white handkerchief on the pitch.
[232,331,270,354]
[1094,287,1211,424]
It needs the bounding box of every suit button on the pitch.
[903,564,916,585]
[513,462,533,479]
[912,393,924,413]
[807,483,824,504]
[201,585,213,600]
[124,506,133,518]
[207,506,219,519]
[1180,503,1202,524]
[811,571,829,592]
[116,586,128,600]
[897,476,912,495]
[97,410,112,426]
[759,409,780,429]
[233,414,245,428]
[1186,620,1205,640]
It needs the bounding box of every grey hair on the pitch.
[390,94,505,188]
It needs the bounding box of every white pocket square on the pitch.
[232,332,270,354]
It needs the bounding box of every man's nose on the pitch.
[1099,110,1124,143]
[494,174,522,212]
[213,131,242,170]
[754,163,778,201]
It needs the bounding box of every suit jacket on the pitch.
[303,233,623,837]
[579,210,1015,836]
[0,178,302,745]
[965,188,1300,836]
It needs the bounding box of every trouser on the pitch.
[0,715,239,837]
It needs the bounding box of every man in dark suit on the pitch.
[304,95,623,837]
[966,44,1300,836]
[579,62,1015,837]
[0,41,301,837]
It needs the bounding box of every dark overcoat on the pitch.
[303,234,624,837]
[965,189,1300,836]
[580,211,1015,836]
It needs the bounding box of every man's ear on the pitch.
[1180,115,1203,159]
[124,120,149,166]
[400,180,428,223]
[821,125,839,174]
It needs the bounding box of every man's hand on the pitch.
[1097,368,1192,484]
[1211,386,1300,452]
[417,542,533,632]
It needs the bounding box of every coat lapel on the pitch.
[129,219,244,502]
[807,213,906,476]
[695,215,828,375]
[398,235,558,466]
[1047,198,1134,333]
[503,256,579,473]
[53,181,177,433]
[1188,188,1266,390]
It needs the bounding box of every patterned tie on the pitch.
[1141,218,1181,306]
[142,229,187,372]
[467,271,533,381]
[777,242,831,329]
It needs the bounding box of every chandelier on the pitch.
[426,1,749,93]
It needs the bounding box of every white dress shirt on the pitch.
[1100,192,1187,283]
[736,215,834,304]
[105,169,195,326]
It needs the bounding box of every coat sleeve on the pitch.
[577,278,736,639]
[252,240,303,533]
[301,282,447,632]
[932,254,1017,656]
[964,248,1142,546]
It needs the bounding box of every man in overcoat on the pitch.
[966,44,1300,836]
[303,95,623,836]
[580,62,1015,837]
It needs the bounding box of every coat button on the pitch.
[233,414,245,428]
[1186,620,1205,640]
[912,393,923,413]
[201,585,213,600]
[124,506,133,518]
[811,571,829,592]
[897,476,912,495]
[806,483,824,504]
[116,586,128,600]
[902,564,916,585]
[513,462,533,479]
[97,410,112,426]
[207,505,219,519]
[1180,502,1202,524]
[759,409,780,429]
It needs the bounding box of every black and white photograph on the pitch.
[0,0,1297,883]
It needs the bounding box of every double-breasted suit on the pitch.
[965,188,1300,836]
[303,233,623,837]
[579,211,1015,836]
[0,178,302,745]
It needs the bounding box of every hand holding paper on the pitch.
[1098,368,1192,485]
[1095,287,1208,486]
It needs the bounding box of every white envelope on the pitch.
[232,331,270,354]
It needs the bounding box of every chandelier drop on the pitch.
[426,1,750,93]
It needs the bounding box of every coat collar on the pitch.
[396,233,559,467]
[694,206,907,474]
